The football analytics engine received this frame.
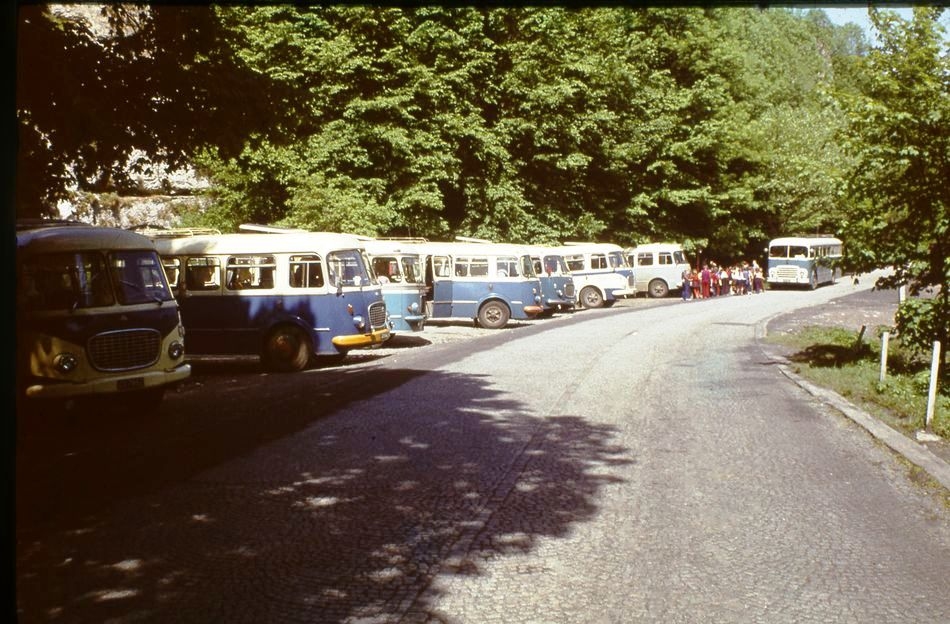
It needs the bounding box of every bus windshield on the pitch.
[327,249,371,288]
[371,255,423,284]
[770,245,810,259]
[20,250,172,310]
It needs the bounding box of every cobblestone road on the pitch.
[15,278,950,623]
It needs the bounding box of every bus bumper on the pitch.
[332,327,391,349]
[523,305,544,317]
[609,287,637,299]
[404,314,427,331]
[24,364,192,400]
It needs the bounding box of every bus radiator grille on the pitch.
[88,329,162,371]
[368,302,388,329]
[565,283,576,298]
[775,267,800,280]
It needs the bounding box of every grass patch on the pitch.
[766,325,949,439]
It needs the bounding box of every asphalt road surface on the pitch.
[15,276,950,623]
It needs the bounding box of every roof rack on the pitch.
[454,236,493,243]
[238,223,307,234]
[136,226,222,238]
[375,236,430,243]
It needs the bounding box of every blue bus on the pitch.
[149,230,390,371]
[767,236,843,289]
[525,246,576,315]
[362,238,428,333]
[417,241,544,329]
[554,242,637,308]
[16,220,190,408]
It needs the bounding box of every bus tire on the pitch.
[648,279,669,298]
[579,286,604,309]
[263,326,313,372]
[477,301,510,329]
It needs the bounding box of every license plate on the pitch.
[117,377,145,391]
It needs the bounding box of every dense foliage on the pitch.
[18,5,869,263]
[837,7,948,364]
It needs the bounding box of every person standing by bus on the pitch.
[681,267,692,301]
[700,264,711,299]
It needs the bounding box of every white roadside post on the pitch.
[925,340,941,432]
[879,331,890,383]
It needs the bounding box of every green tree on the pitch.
[15,5,267,218]
[839,7,949,365]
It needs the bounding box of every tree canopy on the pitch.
[16,5,887,265]
[838,7,949,362]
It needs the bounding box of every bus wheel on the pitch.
[648,279,669,298]
[477,301,510,329]
[264,326,313,372]
[580,286,604,309]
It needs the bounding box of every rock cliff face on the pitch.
[48,4,211,229]
[58,150,212,229]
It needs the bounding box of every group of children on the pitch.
[681,261,765,300]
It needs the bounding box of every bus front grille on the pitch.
[368,301,388,329]
[88,329,162,371]
[564,283,576,298]
[775,266,800,280]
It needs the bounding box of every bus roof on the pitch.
[554,242,624,254]
[148,231,371,256]
[17,223,157,254]
[361,239,429,256]
[625,242,685,252]
[769,236,842,247]
[414,241,534,256]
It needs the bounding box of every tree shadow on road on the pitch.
[16,369,633,623]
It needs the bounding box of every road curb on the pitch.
[757,315,950,492]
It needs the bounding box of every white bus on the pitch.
[624,243,691,298]
[553,242,636,308]
[767,236,843,289]
[148,230,390,371]
[16,220,190,408]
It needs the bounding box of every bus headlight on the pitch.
[54,352,79,374]
[534,294,542,304]
[407,302,420,314]
[352,315,366,330]
[168,341,185,360]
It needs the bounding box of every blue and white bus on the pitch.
[149,230,390,371]
[767,236,843,289]
[416,241,544,329]
[362,238,428,333]
[554,242,637,308]
[525,246,576,315]
[16,220,190,408]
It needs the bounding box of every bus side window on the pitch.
[186,259,220,291]
[638,253,654,266]
[658,253,672,265]
[290,255,325,288]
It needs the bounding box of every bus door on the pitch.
[427,254,454,318]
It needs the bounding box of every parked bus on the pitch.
[554,242,636,308]
[624,243,691,298]
[16,220,190,408]
[362,238,428,333]
[416,241,544,329]
[767,236,843,289]
[525,246,576,315]
[148,230,390,371]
